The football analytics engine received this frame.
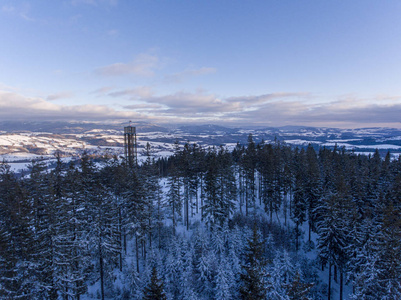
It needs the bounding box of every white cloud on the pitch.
[226,92,311,106]
[108,86,154,99]
[131,91,401,128]
[47,92,74,101]
[143,91,242,116]
[90,86,116,96]
[2,89,401,128]
[95,54,159,77]
[0,91,145,121]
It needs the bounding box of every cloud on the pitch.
[2,5,15,13]
[108,86,154,99]
[227,96,401,128]
[47,92,74,101]
[131,91,401,127]
[165,67,217,83]
[90,86,116,96]
[144,91,242,116]
[2,89,401,128]
[0,91,145,121]
[124,103,164,111]
[95,54,159,77]
[2,3,35,21]
[226,92,311,106]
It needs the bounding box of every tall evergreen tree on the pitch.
[240,225,268,300]
[241,134,258,216]
[143,266,167,300]
[26,159,59,299]
[202,147,236,229]
[0,162,33,299]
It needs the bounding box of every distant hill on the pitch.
[1,121,401,163]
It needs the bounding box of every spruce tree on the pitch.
[284,272,313,300]
[0,162,33,299]
[143,266,167,300]
[202,147,236,229]
[240,225,268,300]
[26,159,58,299]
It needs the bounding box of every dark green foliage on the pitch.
[202,146,236,228]
[143,266,167,300]
[240,225,268,300]
[284,272,313,300]
[0,162,33,299]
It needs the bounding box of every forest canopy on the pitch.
[1,137,400,299]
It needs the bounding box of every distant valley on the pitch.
[1,121,401,170]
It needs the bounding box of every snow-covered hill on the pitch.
[1,122,401,166]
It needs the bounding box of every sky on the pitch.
[1,0,401,128]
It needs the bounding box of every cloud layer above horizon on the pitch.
[1,89,401,128]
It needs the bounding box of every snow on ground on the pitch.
[326,139,363,143]
[377,136,401,142]
[322,142,401,150]
[0,152,53,161]
[360,144,401,149]
[7,162,30,173]
[284,139,322,146]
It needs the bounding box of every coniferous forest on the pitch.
[1,136,401,299]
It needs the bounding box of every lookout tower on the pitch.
[124,122,137,167]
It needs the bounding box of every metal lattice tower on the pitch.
[124,123,137,167]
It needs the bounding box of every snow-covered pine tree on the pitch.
[314,193,348,300]
[239,224,269,300]
[52,157,90,299]
[292,148,307,252]
[241,134,258,216]
[26,159,59,299]
[202,146,236,229]
[0,162,33,299]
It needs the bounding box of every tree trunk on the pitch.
[200,175,204,217]
[270,199,273,223]
[186,187,189,230]
[123,231,127,255]
[284,192,287,227]
[135,234,139,273]
[245,177,249,216]
[334,264,337,283]
[196,185,199,214]
[99,242,105,300]
[149,218,152,250]
[172,199,176,234]
[239,171,243,215]
[118,207,122,271]
[328,263,331,300]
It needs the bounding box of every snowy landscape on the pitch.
[2,121,401,173]
[1,121,400,299]
[2,1,401,299]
